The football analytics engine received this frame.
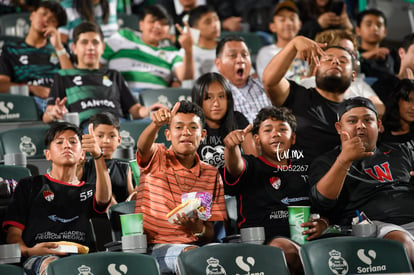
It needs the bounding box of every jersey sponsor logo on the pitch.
[80,99,116,109]
[48,215,79,223]
[73,75,83,86]
[43,190,54,202]
[364,162,393,182]
[19,55,28,64]
[270,176,281,190]
[281,196,309,205]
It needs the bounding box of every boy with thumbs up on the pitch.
[224,106,328,275]
[3,122,111,274]
[134,100,227,274]
[310,96,414,265]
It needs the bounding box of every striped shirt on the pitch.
[230,77,272,123]
[101,29,184,90]
[135,144,227,244]
[58,0,118,46]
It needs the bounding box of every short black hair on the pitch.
[188,5,217,27]
[89,112,120,132]
[216,35,245,57]
[252,106,297,135]
[72,21,104,44]
[45,122,83,149]
[174,100,205,128]
[400,33,414,51]
[356,8,387,27]
[37,1,67,27]
[139,4,171,25]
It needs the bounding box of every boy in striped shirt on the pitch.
[135,100,227,274]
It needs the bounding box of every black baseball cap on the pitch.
[337,97,378,120]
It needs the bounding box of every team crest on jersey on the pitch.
[102,75,112,87]
[49,53,59,65]
[270,176,281,190]
[43,190,55,202]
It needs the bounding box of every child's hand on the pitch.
[151,101,180,127]
[176,22,193,51]
[82,124,102,159]
[301,219,328,240]
[224,124,252,149]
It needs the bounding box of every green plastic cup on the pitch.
[120,213,143,236]
[288,206,311,244]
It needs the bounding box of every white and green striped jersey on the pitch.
[101,28,183,90]
[58,0,118,46]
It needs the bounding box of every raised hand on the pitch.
[224,124,253,149]
[339,131,373,162]
[151,101,180,127]
[82,124,102,159]
[176,22,193,51]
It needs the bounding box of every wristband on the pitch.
[93,150,104,160]
[192,224,206,237]
[56,48,68,57]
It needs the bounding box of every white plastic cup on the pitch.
[9,85,29,96]
[4,153,27,167]
[240,227,265,244]
[62,112,80,127]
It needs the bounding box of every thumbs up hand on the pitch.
[224,124,252,149]
[82,123,102,159]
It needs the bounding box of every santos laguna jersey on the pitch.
[224,155,310,239]
[48,68,136,128]
[0,40,60,87]
[2,175,107,248]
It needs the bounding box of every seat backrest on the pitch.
[107,200,137,241]
[0,165,31,181]
[117,12,140,30]
[118,120,170,153]
[0,94,40,122]
[0,12,31,37]
[47,251,160,275]
[299,236,414,275]
[0,125,50,159]
[139,88,192,110]
[0,264,24,274]
[177,243,289,275]
[0,35,23,55]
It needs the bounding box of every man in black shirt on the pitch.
[309,97,414,265]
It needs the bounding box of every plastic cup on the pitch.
[9,85,29,96]
[352,223,377,237]
[4,153,27,167]
[62,112,80,127]
[121,234,147,254]
[120,213,143,236]
[240,227,265,244]
[288,206,310,244]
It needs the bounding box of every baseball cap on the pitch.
[274,1,298,15]
[337,97,378,120]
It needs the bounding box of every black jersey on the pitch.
[309,144,414,226]
[0,40,60,87]
[82,159,132,202]
[2,175,107,247]
[283,81,341,166]
[224,155,309,240]
[48,68,136,128]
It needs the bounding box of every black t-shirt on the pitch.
[82,158,132,202]
[224,155,310,240]
[371,74,401,103]
[283,81,341,166]
[359,46,400,82]
[3,175,107,248]
[379,131,414,153]
[309,144,414,226]
[198,111,249,180]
